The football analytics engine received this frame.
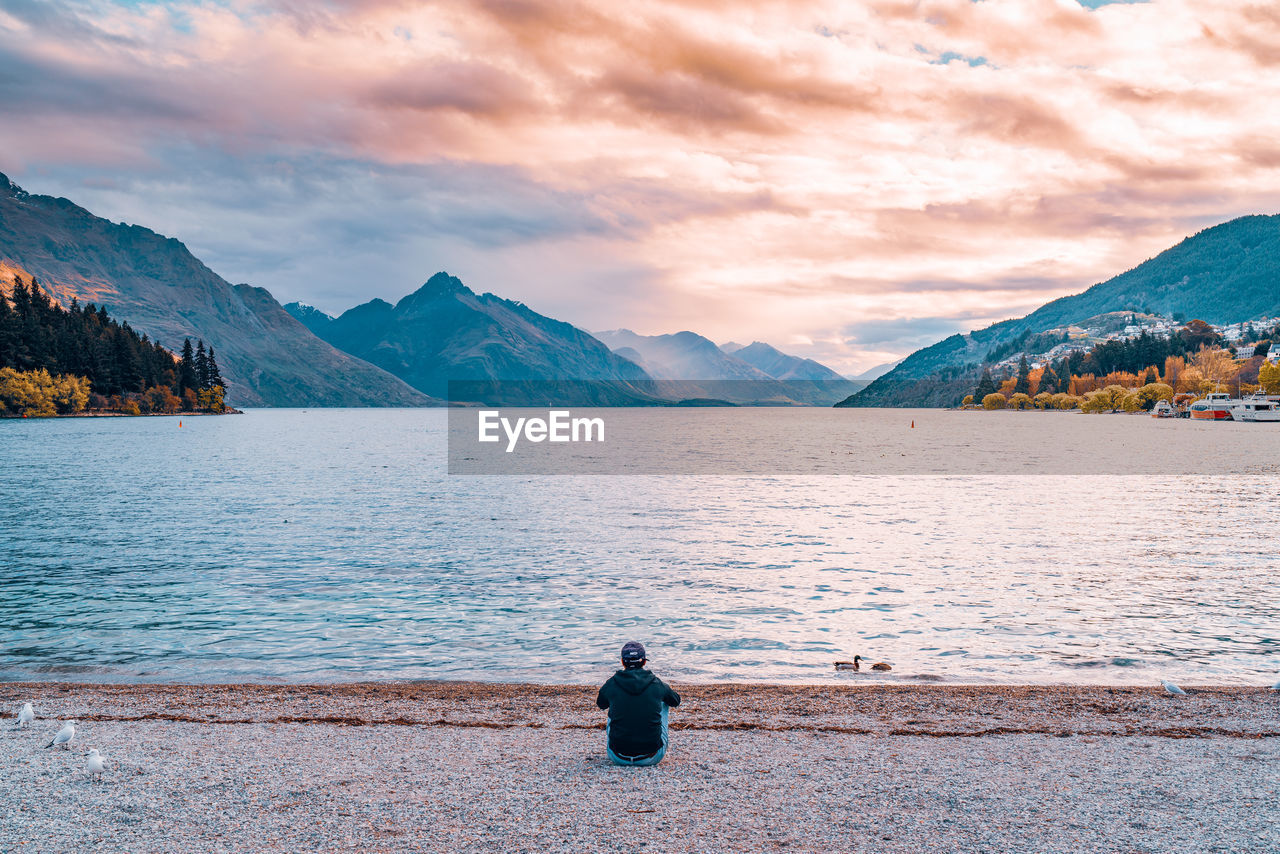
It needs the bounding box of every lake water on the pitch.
[2,408,1277,686]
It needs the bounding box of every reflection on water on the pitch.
[1,409,1276,685]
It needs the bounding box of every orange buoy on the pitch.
[910,420,915,428]
[179,420,182,428]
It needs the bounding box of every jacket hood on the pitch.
[613,668,657,695]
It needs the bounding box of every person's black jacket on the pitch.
[596,667,680,757]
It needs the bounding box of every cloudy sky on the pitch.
[2,0,1279,373]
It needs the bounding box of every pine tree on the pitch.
[1040,365,1059,395]
[179,338,197,393]
[112,327,143,392]
[1013,355,1031,396]
[0,290,13,369]
[206,347,224,390]
[975,369,996,399]
[195,339,209,389]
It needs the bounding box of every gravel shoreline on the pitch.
[2,683,1276,852]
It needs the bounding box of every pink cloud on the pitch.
[1,0,1279,373]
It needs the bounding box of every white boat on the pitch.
[1151,399,1175,418]
[1189,392,1242,421]
[1229,396,1280,422]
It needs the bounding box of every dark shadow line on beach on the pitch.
[48,712,1280,739]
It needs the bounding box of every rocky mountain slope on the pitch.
[290,274,659,405]
[0,174,433,406]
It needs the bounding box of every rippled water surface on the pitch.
[2,408,1277,685]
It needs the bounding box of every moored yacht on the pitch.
[1229,395,1280,422]
[1189,392,1241,420]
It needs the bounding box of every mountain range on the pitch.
[840,215,1280,407]
[288,288,863,406]
[0,173,853,407]
[286,274,657,405]
[8,172,1273,410]
[593,329,862,405]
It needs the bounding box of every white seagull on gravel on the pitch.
[1162,680,1187,696]
[85,749,105,783]
[1272,679,1280,692]
[16,703,34,728]
[44,721,77,749]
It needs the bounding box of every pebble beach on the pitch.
[2,682,1276,853]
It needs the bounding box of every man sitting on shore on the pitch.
[595,641,681,766]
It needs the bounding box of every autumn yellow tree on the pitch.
[1259,361,1280,395]
[197,385,227,413]
[982,392,1007,410]
[1135,383,1175,409]
[1191,346,1239,390]
[1027,367,1044,397]
[1081,385,1128,413]
[52,374,90,413]
[1102,371,1140,388]
[1069,374,1099,396]
[0,368,89,417]
[1176,365,1204,394]
[1081,391,1109,413]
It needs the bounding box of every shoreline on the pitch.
[4,681,1276,738]
[0,408,243,419]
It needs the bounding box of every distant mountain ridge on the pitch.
[593,329,862,404]
[848,360,901,382]
[0,173,433,407]
[285,302,335,339]
[290,273,658,404]
[595,329,774,382]
[841,214,1280,407]
[730,341,850,383]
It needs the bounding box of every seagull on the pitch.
[85,749,104,783]
[16,703,34,728]
[44,720,77,749]
[1272,679,1280,692]
[1162,680,1187,696]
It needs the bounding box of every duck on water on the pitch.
[834,656,892,672]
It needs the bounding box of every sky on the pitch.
[2,0,1279,374]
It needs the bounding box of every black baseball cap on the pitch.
[620,641,646,664]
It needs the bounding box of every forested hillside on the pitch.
[842,215,1280,407]
[0,275,227,416]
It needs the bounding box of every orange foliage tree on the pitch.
[1190,346,1239,391]
[1027,367,1044,397]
